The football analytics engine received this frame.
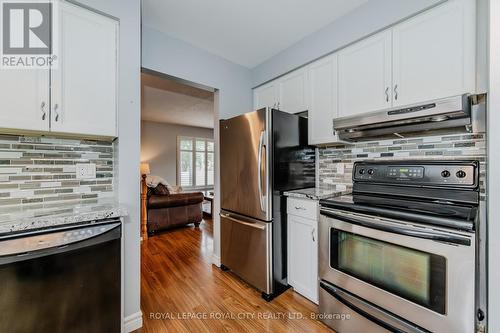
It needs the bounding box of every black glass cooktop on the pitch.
[320,192,478,231]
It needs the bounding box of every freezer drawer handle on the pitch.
[220,213,266,230]
[319,281,428,333]
[321,208,471,246]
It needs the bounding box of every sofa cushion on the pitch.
[148,192,204,209]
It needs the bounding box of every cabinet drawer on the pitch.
[287,197,318,220]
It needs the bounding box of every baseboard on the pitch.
[124,311,143,333]
[212,254,221,267]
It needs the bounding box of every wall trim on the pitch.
[212,254,221,267]
[124,311,143,333]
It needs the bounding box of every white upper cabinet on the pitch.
[338,30,392,118]
[0,70,50,132]
[253,82,278,110]
[51,2,118,137]
[307,54,339,145]
[253,69,308,114]
[392,0,476,106]
[278,68,308,113]
[0,2,118,137]
[251,0,475,145]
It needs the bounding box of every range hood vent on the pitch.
[334,94,472,141]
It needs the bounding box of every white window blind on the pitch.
[178,137,214,189]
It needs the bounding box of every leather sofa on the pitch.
[147,190,204,235]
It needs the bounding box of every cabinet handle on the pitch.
[312,228,316,242]
[40,102,46,120]
[394,84,398,101]
[54,103,59,122]
[385,87,389,102]
[295,206,306,210]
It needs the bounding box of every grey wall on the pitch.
[71,0,141,330]
[251,0,445,86]
[141,121,214,185]
[142,26,253,119]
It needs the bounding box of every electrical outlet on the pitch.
[76,163,96,179]
[336,163,345,175]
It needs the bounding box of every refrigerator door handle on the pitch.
[258,130,266,213]
[220,213,266,230]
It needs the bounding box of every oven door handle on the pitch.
[321,209,471,246]
[319,281,429,333]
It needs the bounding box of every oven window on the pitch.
[330,229,446,314]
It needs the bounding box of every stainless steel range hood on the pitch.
[334,94,472,141]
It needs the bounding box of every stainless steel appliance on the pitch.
[220,107,315,300]
[319,161,484,333]
[0,219,121,333]
[334,94,473,141]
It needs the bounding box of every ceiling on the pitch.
[142,0,369,68]
[141,73,215,129]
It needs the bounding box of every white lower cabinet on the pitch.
[287,197,318,304]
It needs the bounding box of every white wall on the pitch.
[488,0,499,331]
[142,26,253,266]
[141,121,214,185]
[70,0,141,330]
[251,0,444,86]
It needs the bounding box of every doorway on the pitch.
[140,69,217,237]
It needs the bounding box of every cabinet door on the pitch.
[0,70,49,132]
[253,82,278,110]
[278,69,308,114]
[338,30,392,117]
[288,214,318,304]
[308,54,339,145]
[51,2,118,137]
[392,0,475,106]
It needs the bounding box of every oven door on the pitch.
[319,208,475,333]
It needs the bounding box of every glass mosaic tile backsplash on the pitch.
[0,134,114,209]
[318,133,486,200]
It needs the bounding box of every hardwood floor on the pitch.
[136,219,334,333]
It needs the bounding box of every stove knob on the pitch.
[456,170,467,178]
[441,170,451,178]
[359,169,366,175]
[367,169,374,175]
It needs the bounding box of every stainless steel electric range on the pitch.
[318,161,485,333]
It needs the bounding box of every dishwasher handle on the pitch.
[0,222,121,265]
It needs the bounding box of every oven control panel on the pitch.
[353,162,478,187]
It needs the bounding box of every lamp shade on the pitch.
[140,163,151,175]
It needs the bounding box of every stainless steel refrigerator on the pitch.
[220,107,315,301]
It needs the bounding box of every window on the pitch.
[178,137,214,189]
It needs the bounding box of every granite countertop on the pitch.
[0,199,128,236]
[283,185,352,200]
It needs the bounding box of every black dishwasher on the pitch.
[0,219,121,333]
